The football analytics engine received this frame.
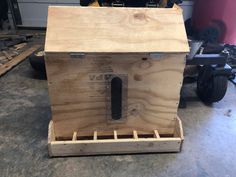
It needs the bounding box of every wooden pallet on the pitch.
[48,116,184,157]
[0,45,41,76]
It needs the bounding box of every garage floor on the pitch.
[0,59,236,177]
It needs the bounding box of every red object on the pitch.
[192,0,236,44]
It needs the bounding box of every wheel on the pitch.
[197,66,228,103]
[198,26,221,43]
[29,50,46,73]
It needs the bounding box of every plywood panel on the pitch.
[45,6,189,53]
[45,53,185,138]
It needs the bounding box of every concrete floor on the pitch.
[0,60,236,177]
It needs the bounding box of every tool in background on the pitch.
[81,0,182,8]
[185,0,236,87]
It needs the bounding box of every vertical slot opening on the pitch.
[111,76,122,120]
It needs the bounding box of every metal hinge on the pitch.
[70,52,85,59]
[111,0,125,7]
[149,53,164,59]
[146,0,159,7]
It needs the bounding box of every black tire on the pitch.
[198,26,221,43]
[197,66,228,103]
[29,50,46,74]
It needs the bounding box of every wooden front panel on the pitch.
[45,53,186,138]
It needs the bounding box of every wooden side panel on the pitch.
[45,53,185,138]
[48,121,55,156]
[50,139,182,156]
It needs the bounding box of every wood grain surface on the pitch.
[45,53,186,138]
[45,6,189,53]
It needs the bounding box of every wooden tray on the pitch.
[48,116,184,157]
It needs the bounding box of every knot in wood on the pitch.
[133,13,146,20]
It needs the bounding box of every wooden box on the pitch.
[45,6,189,156]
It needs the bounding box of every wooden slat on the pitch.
[48,121,55,142]
[93,131,97,140]
[154,130,160,138]
[72,132,77,141]
[50,138,182,156]
[174,116,184,139]
[114,130,118,140]
[45,6,189,53]
[133,130,138,139]
[48,121,55,157]
[2,51,12,60]
[0,45,41,76]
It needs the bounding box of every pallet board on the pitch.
[0,45,41,76]
[48,116,184,156]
